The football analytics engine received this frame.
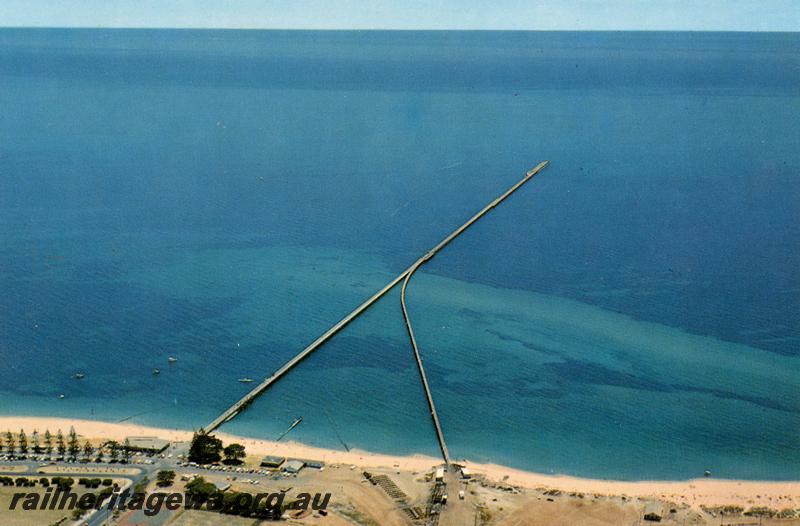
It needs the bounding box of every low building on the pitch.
[123,437,170,454]
[435,468,444,482]
[294,458,325,469]
[260,455,286,468]
[213,481,231,492]
[460,467,472,479]
[282,460,305,474]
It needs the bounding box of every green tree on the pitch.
[188,429,223,464]
[31,429,41,454]
[185,476,217,502]
[223,443,246,465]
[108,441,119,462]
[122,438,131,463]
[5,430,15,456]
[56,429,66,457]
[156,470,176,487]
[51,476,74,489]
[221,491,253,515]
[67,427,80,459]
[83,441,94,459]
[18,430,28,456]
[43,429,53,456]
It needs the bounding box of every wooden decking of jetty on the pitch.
[205,161,551,442]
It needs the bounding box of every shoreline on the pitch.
[1,415,798,510]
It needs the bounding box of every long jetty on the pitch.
[399,161,551,465]
[401,259,451,465]
[206,160,550,434]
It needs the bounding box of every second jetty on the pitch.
[205,160,551,448]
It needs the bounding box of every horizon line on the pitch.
[1,25,797,33]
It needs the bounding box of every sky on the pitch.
[0,0,797,31]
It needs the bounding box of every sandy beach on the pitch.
[1,415,797,511]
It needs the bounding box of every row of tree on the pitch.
[0,476,79,487]
[1,428,133,462]
[1,428,73,457]
[188,429,246,465]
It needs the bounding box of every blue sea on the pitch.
[0,29,798,480]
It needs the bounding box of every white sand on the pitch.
[1,415,797,509]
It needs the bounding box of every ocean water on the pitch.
[0,29,798,480]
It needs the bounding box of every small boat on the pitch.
[168,357,177,363]
[152,368,160,375]
[238,378,254,383]
[58,394,65,399]
[72,373,85,380]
